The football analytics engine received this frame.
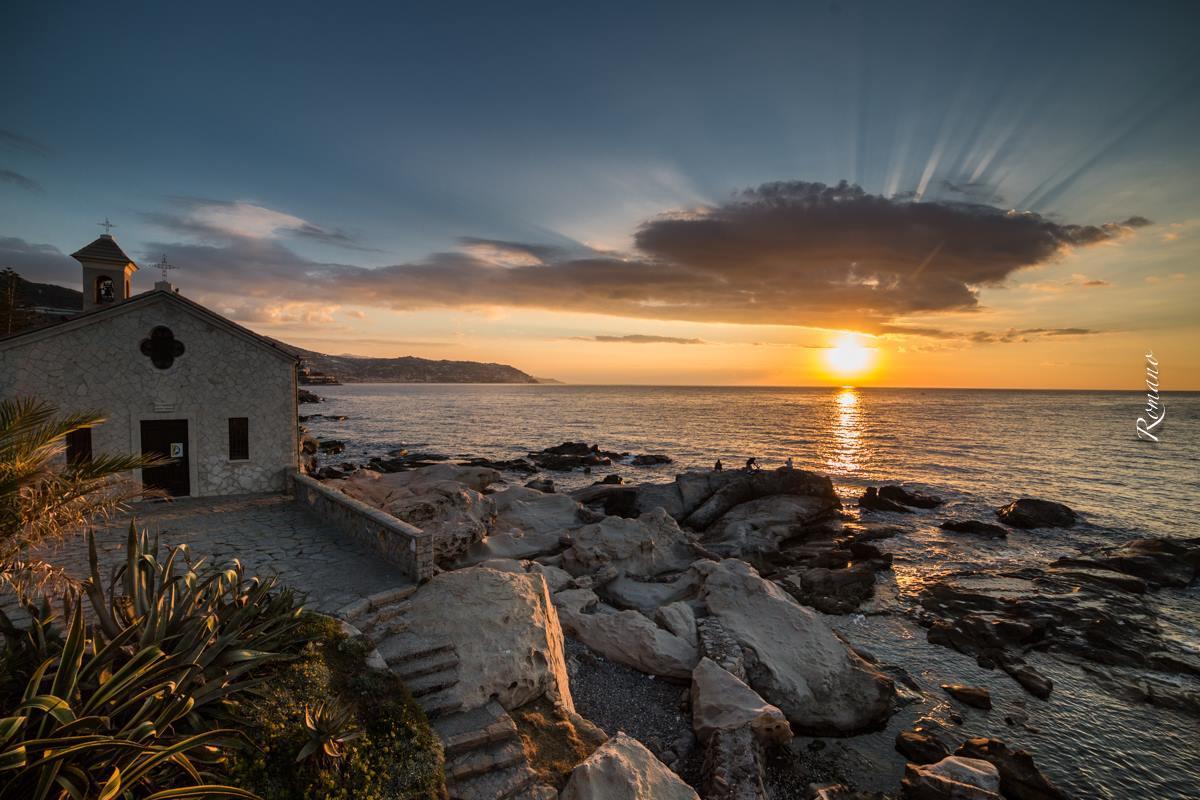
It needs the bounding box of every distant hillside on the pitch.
[278,342,543,384]
[15,277,82,310]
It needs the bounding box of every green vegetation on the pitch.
[226,614,445,800]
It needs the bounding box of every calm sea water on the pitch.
[304,385,1200,798]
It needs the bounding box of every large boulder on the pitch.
[333,465,499,562]
[461,486,586,562]
[690,658,791,745]
[561,508,697,578]
[954,738,1069,800]
[698,559,893,734]
[402,566,573,712]
[561,733,700,800]
[682,469,839,531]
[557,600,700,679]
[703,494,838,557]
[902,756,1001,799]
[1051,537,1200,589]
[995,498,1077,529]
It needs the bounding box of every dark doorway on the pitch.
[140,419,190,496]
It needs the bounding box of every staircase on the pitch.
[340,588,558,800]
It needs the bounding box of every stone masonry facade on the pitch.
[0,290,298,496]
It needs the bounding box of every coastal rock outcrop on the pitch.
[940,520,1009,539]
[702,494,839,557]
[1051,537,1200,589]
[698,559,894,734]
[333,464,499,562]
[556,593,700,679]
[462,485,587,562]
[401,566,573,712]
[561,732,700,800]
[690,657,791,745]
[954,738,1068,800]
[995,498,1077,529]
[858,486,913,513]
[878,484,944,509]
[561,508,698,578]
[901,756,1001,800]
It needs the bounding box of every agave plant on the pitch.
[297,699,363,765]
[0,524,313,799]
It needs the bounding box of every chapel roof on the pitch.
[70,234,137,268]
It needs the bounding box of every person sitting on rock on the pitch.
[714,459,723,471]
[745,457,760,471]
[786,456,794,471]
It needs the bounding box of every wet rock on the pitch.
[314,466,346,480]
[896,729,951,765]
[699,559,894,734]
[525,477,556,493]
[460,455,538,473]
[1000,662,1052,700]
[317,439,345,454]
[531,441,620,471]
[601,473,624,484]
[879,485,943,509]
[632,453,674,466]
[941,684,992,710]
[859,486,913,513]
[995,498,1076,529]
[297,388,322,403]
[941,520,1009,539]
[1051,537,1200,589]
[562,732,700,800]
[902,756,1001,799]
[777,561,884,615]
[954,738,1069,800]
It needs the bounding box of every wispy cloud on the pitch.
[571,334,707,344]
[0,129,50,157]
[880,324,1105,344]
[0,169,42,192]
[143,197,373,251]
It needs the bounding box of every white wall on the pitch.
[0,293,298,496]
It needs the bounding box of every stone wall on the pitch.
[0,291,298,496]
[290,473,435,582]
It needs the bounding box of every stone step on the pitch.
[440,712,519,760]
[406,669,460,698]
[364,600,411,628]
[417,688,464,719]
[448,762,540,800]
[446,738,526,783]
[395,651,460,681]
[377,634,455,666]
[432,700,509,741]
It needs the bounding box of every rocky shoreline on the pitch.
[303,438,1199,798]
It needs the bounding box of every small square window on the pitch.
[228,417,249,460]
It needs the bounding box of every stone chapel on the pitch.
[0,232,299,497]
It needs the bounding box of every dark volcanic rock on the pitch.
[318,439,345,454]
[879,485,943,509]
[955,738,1068,800]
[297,388,322,404]
[941,684,992,710]
[631,453,673,466]
[600,473,623,485]
[530,441,617,471]
[859,486,913,513]
[524,478,555,493]
[941,520,1009,539]
[459,456,538,474]
[996,498,1076,529]
[895,729,951,765]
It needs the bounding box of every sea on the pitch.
[303,385,1200,799]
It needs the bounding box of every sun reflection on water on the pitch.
[825,386,861,473]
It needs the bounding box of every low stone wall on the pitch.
[290,472,435,582]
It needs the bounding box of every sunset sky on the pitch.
[3,1,1198,388]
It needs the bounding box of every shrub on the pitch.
[225,615,445,800]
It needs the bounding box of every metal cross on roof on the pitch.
[98,217,116,235]
[155,254,177,281]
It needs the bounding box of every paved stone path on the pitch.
[28,493,411,614]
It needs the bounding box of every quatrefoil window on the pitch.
[140,326,185,369]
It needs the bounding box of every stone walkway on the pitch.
[28,493,411,614]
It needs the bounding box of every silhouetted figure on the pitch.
[786,457,794,471]
[714,459,723,471]
[745,457,759,471]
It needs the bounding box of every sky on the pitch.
[2,0,1199,388]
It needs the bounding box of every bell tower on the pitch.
[72,221,138,312]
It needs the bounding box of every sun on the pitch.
[823,332,877,379]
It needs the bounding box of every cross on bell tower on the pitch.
[98,217,115,235]
[72,226,138,311]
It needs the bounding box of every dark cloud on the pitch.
[0,169,42,192]
[939,179,1004,205]
[572,334,707,344]
[881,324,1103,344]
[0,129,50,157]
[3,180,1151,331]
[0,237,76,283]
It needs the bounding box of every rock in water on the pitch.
[954,738,1069,800]
[941,684,992,709]
[896,729,951,765]
[879,485,943,508]
[698,559,894,734]
[859,486,913,513]
[940,520,1009,539]
[995,498,1077,529]
[1051,537,1200,589]
[902,756,1002,799]
[690,658,791,745]
[401,566,574,712]
[561,732,700,800]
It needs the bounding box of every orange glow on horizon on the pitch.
[822,332,878,381]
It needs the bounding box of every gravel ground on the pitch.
[564,636,704,788]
